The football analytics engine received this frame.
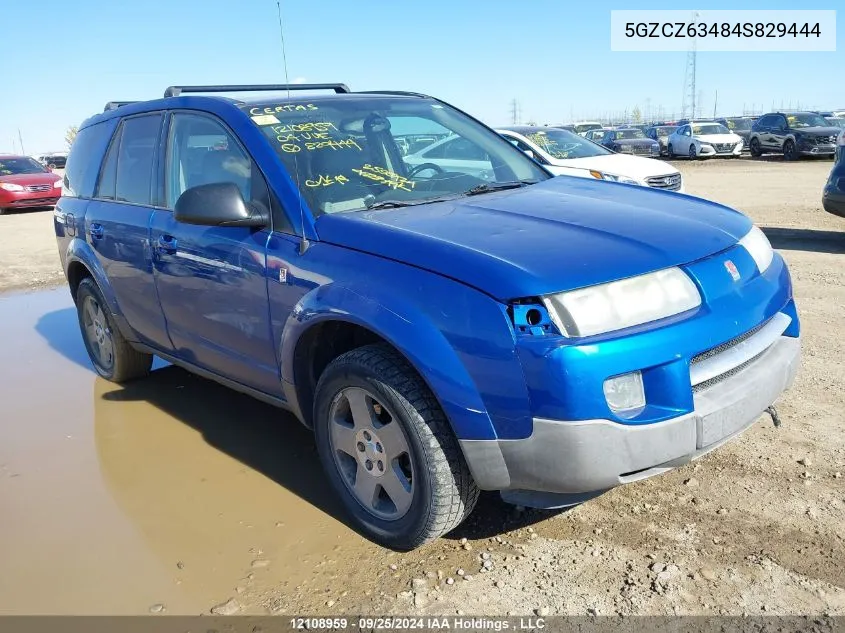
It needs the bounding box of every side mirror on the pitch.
[173,182,268,228]
[523,149,536,160]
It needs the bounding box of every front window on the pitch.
[692,123,730,135]
[787,113,830,128]
[243,97,549,216]
[574,123,602,134]
[612,129,646,140]
[656,126,678,136]
[726,118,752,131]
[0,157,47,175]
[519,128,612,159]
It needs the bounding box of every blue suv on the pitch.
[55,84,801,550]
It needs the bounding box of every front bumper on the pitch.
[823,191,845,217]
[798,144,836,156]
[699,143,744,157]
[460,328,800,506]
[0,189,60,208]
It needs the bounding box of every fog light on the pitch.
[603,371,645,416]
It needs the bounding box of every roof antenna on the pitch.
[276,0,310,254]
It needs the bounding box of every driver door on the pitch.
[149,111,282,396]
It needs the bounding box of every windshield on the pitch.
[518,128,612,159]
[826,118,845,129]
[612,129,646,140]
[574,123,602,134]
[243,97,549,216]
[692,124,730,136]
[787,113,831,128]
[0,157,47,175]
[726,118,752,131]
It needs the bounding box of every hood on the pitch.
[315,177,751,300]
[695,133,742,144]
[549,154,678,181]
[0,172,61,186]
[794,126,841,137]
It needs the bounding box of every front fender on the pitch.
[279,276,529,443]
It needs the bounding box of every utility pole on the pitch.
[510,99,521,125]
[17,129,25,155]
[713,90,718,118]
[681,11,699,120]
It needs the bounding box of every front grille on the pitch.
[10,197,56,206]
[692,349,767,393]
[691,320,767,367]
[630,146,653,156]
[712,143,737,153]
[646,173,682,191]
[25,184,52,193]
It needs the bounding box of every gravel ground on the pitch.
[1,157,843,617]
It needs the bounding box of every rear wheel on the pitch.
[75,277,152,382]
[313,343,479,550]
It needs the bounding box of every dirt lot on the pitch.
[0,157,843,617]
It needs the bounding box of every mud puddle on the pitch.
[0,287,400,614]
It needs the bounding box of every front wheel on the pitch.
[75,277,152,382]
[313,343,479,550]
[783,139,799,161]
[749,137,763,157]
[688,144,697,160]
[667,143,674,157]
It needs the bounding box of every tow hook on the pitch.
[766,405,782,428]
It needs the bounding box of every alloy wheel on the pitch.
[328,386,414,521]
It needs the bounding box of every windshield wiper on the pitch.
[465,180,537,196]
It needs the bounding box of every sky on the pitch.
[2,0,842,155]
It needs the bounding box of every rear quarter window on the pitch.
[63,120,117,198]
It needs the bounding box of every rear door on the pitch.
[149,111,281,395]
[84,112,173,351]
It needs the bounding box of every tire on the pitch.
[688,144,697,160]
[749,137,762,158]
[313,343,479,550]
[783,139,799,161]
[75,277,152,382]
[667,143,674,157]
[0,208,6,216]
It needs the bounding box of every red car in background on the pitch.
[0,155,63,215]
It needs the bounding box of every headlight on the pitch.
[589,170,640,186]
[53,179,63,189]
[738,225,773,273]
[0,183,25,192]
[542,267,701,338]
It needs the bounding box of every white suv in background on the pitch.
[497,126,684,193]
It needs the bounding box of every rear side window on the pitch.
[104,114,162,206]
[63,121,114,198]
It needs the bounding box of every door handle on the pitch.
[156,234,177,254]
[89,223,104,240]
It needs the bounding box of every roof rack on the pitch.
[356,90,430,99]
[163,83,350,98]
[104,101,140,112]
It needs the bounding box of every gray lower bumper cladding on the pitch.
[460,336,801,508]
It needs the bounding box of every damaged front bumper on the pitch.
[459,331,801,509]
